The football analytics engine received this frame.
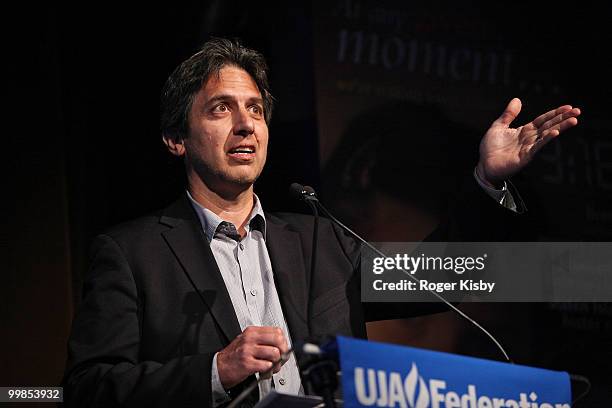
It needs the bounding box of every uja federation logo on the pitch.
[355,363,429,408]
[353,362,570,408]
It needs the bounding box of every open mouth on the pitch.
[228,145,256,161]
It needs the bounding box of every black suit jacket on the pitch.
[63,180,516,407]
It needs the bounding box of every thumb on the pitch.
[493,97,522,127]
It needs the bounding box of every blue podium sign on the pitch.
[337,336,571,408]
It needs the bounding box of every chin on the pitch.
[222,171,260,187]
[191,162,262,195]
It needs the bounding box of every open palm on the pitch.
[477,98,581,185]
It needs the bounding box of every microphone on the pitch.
[290,182,513,363]
[295,337,339,408]
[290,183,320,336]
[289,182,317,201]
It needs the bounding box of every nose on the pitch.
[232,107,254,137]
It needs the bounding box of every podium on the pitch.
[253,336,573,408]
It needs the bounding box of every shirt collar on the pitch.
[186,190,267,242]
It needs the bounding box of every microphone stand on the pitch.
[291,183,513,363]
[290,184,337,407]
[305,195,319,336]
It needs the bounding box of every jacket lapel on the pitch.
[160,196,242,343]
[265,215,310,343]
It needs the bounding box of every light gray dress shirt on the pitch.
[186,192,302,406]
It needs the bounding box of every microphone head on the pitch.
[303,185,316,196]
[289,183,318,201]
[289,183,307,200]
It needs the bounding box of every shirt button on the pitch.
[278,378,286,386]
[250,289,257,296]
[239,243,244,250]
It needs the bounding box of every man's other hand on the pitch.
[217,326,288,390]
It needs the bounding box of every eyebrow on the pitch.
[205,94,264,107]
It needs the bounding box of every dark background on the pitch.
[5,1,611,406]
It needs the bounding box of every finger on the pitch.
[243,325,282,335]
[243,326,285,336]
[241,326,282,344]
[257,361,282,376]
[247,327,288,352]
[493,97,522,127]
[538,108,581,132]
[539,117,579,140]
[233,344,275,375]
[249,347,284,377]
[276,330,288,354]
[252,344,282,363]
[530,116,580,156]
[248,358,275,375]
[532,105,573,128]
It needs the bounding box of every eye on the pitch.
[249,104,264,116]
[212,103,229,113]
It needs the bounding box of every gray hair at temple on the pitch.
[160,37,274,140]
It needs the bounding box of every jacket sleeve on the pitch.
[63,234,215,407]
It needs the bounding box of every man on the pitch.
[63,38,580,407]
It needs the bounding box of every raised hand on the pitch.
[476,98,581,187]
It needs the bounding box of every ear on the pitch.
[162,133,186,157]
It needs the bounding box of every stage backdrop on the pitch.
[312,0,612,403]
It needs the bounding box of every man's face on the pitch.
[182,65,269,195]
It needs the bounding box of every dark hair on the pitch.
[160,37,274,140]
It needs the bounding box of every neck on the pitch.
[188,177,255,235]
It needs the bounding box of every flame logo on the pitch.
[405,363,430,408]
